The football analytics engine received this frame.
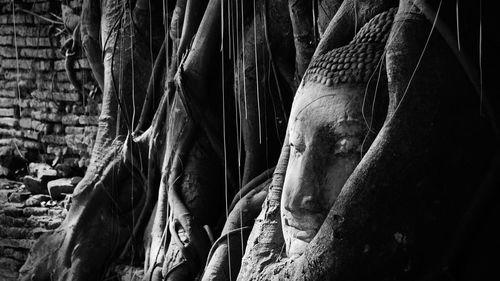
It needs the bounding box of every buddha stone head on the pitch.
[281,9,395,257]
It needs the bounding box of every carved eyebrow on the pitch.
[289,135,306,153]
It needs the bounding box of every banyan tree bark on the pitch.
[19,0,499,280]
[19,0,164,280]
[20,0,295,280]
[237,0,499,280]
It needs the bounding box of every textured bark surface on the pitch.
[17,0,499,280]
[237,0,499,280]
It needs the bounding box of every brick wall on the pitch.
[0,0,100,176]
[0,178,67,280]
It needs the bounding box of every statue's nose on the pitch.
[283,175,322,214]
[283,148,325,213]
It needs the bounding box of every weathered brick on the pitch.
[41,135,66,145]
[0,256,22,274]
[0,127,22,138]
[23,140,41,149]
[53,82,77,92]
[0,25,51,37]
[32,120,53,133]
[0,247,28,261]
[18,118,31,129]
[0,98,17,107]
[22,207,49,217]
[0,238,36,249]
[0,1,51,13]
[55,58,90,71]
[0,90,17,98]
[0,36,57,47]
[64,126,84,135]
[79,115,98,125]
[2,71,37,81]
[31,90,80,102]
[22,130,39,140]
[7,192,31,203]
[30,110,62,122]
[0,226,32,239]
[83,126,98,135]
[62,114,79,125]
[46,145,69,156]
[0,108,15,117]
[0,58,31,69]
[19,108,32,117]
[0,14,43,25]
[23,99,60,111]
[0,214,26,228]
[0,118,18,127]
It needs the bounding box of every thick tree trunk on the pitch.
[19,1,163,280]
[237,1,498,280]
[19,1,498,281]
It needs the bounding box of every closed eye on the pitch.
[290,140,305,154]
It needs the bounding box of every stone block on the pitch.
[31,90,80,102]
[62,114,79,125]
[18,118,31,129]
[2,204,24,217]
[22,130,39,140]
[0,238,36,249]
[2,71,36,82]
[65,126,84,135]
[46,145,68,156]
[0,138,22,147]
[0,247,28,262]
[0,128,20,138]
[22,176,47,195]
[0,58,31,69]
[0,226,32,239]
[30,111,62,122]
[79,115,99,125]
[0,214,26,228]
[7,192,31,203]
[23,140,41,150]
[41,135,66,145]
[0,108,15,117]
[32,120,53,134]
[20,108,32,117]
[20,48,58,59]
[0,118,18,127]
[24,194,52,207]
[22,207,49,217]
[0,90,17,98]
[0,25,51,37]
[0,98,17,107]
[0,256,22,274]
[47,178,79,200]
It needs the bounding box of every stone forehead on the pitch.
[303,8,396,87]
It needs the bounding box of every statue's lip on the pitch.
[284,217,321,242]
[292,229,317,242]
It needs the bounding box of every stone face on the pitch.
[47,178,78,200]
